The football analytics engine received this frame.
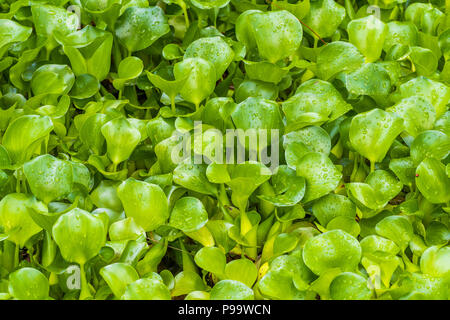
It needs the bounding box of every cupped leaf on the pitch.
[0,193,45,247]
[329,272,372,300]
[100,263,140,298]
[117,178,169,232]
[416,157,450,204]
[115,6,170,53]
[169,197,208,233]
[349,108,404,164]
[303,230,362,275]
[348,15,388,63]
[316,41,364,80]
[375,216,413,251]
[121,278,171,300]
[52,208,107,264]
[8,268,49,300]
[410,130,450,165]
[23,155,73,204]
[31,64,75,96]
[257,165,305,206]
[295,152,342,203]
[174,57,216,108]
[194,246,226,277]
[184,36,234,80]
[210,280,254,300]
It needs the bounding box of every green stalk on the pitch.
[2,241,15,272]
[79,263,91,300]
[370,160,375,173]
[14,243,19,269]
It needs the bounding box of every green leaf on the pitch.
[303,230,361,275]
[8,268,49,300]
[23,155,73,204]
[117,178,169,232]
[53,208,107,264]
[115,6,170,53]
[296,152,342,203]
[210,280,254,300]
[194,247,226,277]
[169,197,208,233]
[416,157,450,204]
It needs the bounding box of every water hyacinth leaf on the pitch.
[0,19,32,57]
[113,57,144,91]
[90,181,123,213]
[23,154,73,204]
[146,71,188,109]
[70,74,100,99]
[235,79,279,103]
[326,216,360,238]
[173,163,218,195]
[389,157,416,188]
[410,130,450,165]
[303,0,346,39]
[8,268,49,300]
[224,259,258,287]
[420,246,450,279]
[100,263,140,298]
[31,64,75,96]
[52,208,107,264]
[0,193,45,247]
[329,272,372,300]
[115,6,170,53]
[282,79,351,131]
[360,235,400,256]
[54,26,114,81]
[349,108,404,164]
[303,230,362,275]
[226,162,272,211]
[121,278,171,300]
[416,157,450,204]
[375,216,413,251]
[184,36,234,80]
[117,178,169,232]
[386,96,436,137]
[210,280,254,300]
[312,194,356,226]
[409,46,438,76]
[283,126,331,156]
[425,222,450,246]
[101,117,141,166]
[316,41,364,80]
[392,77,450,118]
[31,4,78,54]
[273,233,299,256]
[257,166,305,207]
[384,21,418,51]
[170,197,208,233]
[172,271,206,297]
[345,63,391,96]
[190,0,230,10]
[174,57,216,108]
[295,152,342,203]
[194,247,226,277]
[109,217,145,241]
[249,10,302,63]
[348,15,388,63]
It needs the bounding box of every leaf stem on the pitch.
[79,263,91,300]
[14,243,20,268]
[370,161,375,173]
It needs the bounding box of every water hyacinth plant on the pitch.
[0,0,449,301]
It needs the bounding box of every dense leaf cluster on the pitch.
[0,0,449,300]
